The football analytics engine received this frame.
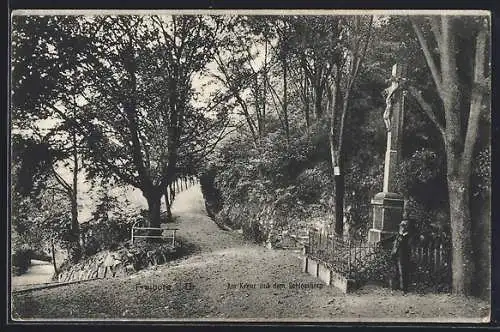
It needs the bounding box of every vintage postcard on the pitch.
[9,9,491,323]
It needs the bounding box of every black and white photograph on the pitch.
[9,9,491,322]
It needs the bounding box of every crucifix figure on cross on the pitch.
[383,85,397,132]
[383,75,407,132]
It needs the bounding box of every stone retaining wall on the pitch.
[302,256,357,293]
[57,244,179,283]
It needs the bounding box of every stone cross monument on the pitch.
[368,64,407,244]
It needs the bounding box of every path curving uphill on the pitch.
[12,185,489,321]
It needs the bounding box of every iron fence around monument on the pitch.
[305,228,452,288]
[305,228,385,279]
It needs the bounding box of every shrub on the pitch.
[199,166,223,219]
[205,123,340,243]
[122,240,180,271]
[81,214,141,257]
[12,248,32,275]
[352,246,394,287]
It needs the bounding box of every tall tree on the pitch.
[288,16,343,122]
[11,16,88,262]
[328,16,373,236]
[212,26,263,144]
[11,137,73,271]
[12,15,228,230]
[213,16,295,145]
[287,15,373,236]
[77,15,225,228]
[407,15,490,295]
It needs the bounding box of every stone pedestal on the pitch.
[368,192,404,244]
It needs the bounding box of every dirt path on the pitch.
[11,260,55,289]
[169,184,249,252]
[12,185,490,321]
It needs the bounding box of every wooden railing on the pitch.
[131,222,178,246]
[410,240,451,273]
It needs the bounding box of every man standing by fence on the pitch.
[391,219,411,293]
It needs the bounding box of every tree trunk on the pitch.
[314,86,323,119]
[262,79,267,135]
[70,200,78,232]
[334,172,345,237]
[304,76,311,131]
[68,135,81,263]
[68,199,81,263]
[169,184,176,204]
[471,181,490,298]
[282,56,290,143]
[145,190,162,229]
[164,191,173,222]
[447,171,474,295]
[326,69,346,238]
[440,17,476,295]
[334,92,351,239]
[51,238,58,275]
[327,71,343,237]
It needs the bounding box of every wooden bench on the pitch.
[131,221,179,246]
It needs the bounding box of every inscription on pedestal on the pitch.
[373,206,383,229]
[370,192,404,239]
